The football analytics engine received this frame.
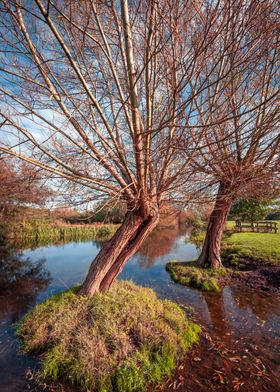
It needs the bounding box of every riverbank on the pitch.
[223,220,280,265]
[223,258,280,293]
[0,221,118,249]
[167,259,280,293]
[166,261,227,292]
[169,220,280,293]
[221,221,280,292]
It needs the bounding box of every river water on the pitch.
[0,225,279,391]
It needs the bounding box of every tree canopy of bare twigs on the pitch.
[186,0,280,268]
[0,0,279,292]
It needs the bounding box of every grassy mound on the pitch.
[166,261,230,292]
[17,281,201,392]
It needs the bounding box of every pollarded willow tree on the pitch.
[187,0,280,268]
[0,0,277,294]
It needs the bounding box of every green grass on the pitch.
[226,220,236,230]
[1,223,118,249]
[17,281,201,392]
[223,220,280,265]
[223,231,280,265]
[166,261,230,292]
[169,220,279,292]
[189,221,280,265]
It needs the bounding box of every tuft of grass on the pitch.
[166,261,231,292]
[17,281,201,392]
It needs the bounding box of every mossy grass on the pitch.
[17,281,201,392]
[166,261,231,292]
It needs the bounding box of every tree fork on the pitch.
[99,214,159,291]
[79,206,159,296]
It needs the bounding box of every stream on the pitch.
[0,225,279,391]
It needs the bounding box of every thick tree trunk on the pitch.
[79,208,159,296]
[197,183,234,269]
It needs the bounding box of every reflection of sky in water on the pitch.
[20,235,280,349]
[1,230,280,392]
[22,235,200,302]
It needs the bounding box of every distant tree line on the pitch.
[0,158,52,218]
[229,198,280,222]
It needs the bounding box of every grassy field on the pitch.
[188,220,280,266]
[224,220,280,264]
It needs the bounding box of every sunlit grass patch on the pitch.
[223,220,280,265]
[223,233,280,265]
[226,220,236,230]
[188,221,280,266]
[166,261,230,292]
[17,281,201,392]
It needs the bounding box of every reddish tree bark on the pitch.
[79,206,159,296]
[197,183,234,269]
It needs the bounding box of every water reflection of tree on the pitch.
[201,291,231,338]
[0,246,51,323]
[231,288,280,320]
[201,288,280,340]
[138,223,188,268]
